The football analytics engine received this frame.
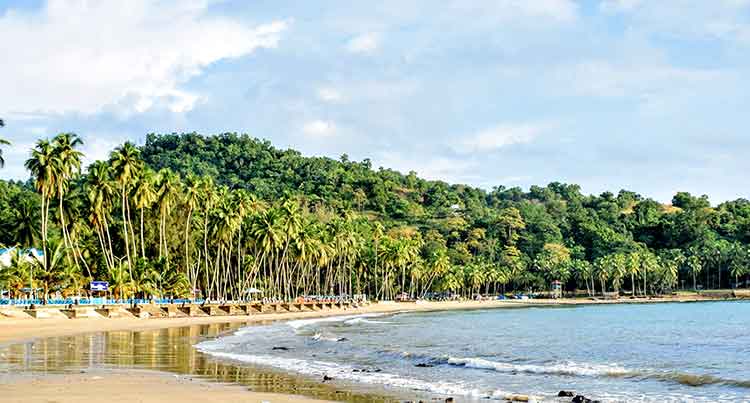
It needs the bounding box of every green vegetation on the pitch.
[1,132,750,301]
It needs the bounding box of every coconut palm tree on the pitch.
[686,255,702,290]
[51,133,84,270]
[25,139,60,270]
[31,240,67,303]
[0,247,29,298]
[107,262,132,300]
[0,118,7,169]
[182,173,201,292]
[86,161,116,270]
[133,169,157,259]
[155,168,181,263]
[0,138,9,168]
[110,142,142,275]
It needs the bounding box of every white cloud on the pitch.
[317,87,344,103]
[442,0,578,25]
[600,0,644,13]
[598,1,750,44]
[555,61,725,100]
[375,152,480,184]
[0,1,287,116]
[455,123,554,153]
[506,0,578,22]
[346,32,380,54]
[302,120,337,138]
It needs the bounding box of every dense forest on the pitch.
[1,131,750,301]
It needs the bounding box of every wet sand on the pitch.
[2,369,336,403]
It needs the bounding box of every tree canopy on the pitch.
[1,132,749,301]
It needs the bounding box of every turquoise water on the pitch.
[197,301,750,402]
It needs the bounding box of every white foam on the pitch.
[343,317,391,325]
[287,313,388,330]
[447,356,630,377]
[196,348,504,398]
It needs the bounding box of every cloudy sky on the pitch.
[1,0,749,203]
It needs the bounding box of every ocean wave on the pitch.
[447,356,630,377]
[446,356,750,390]
[287,313,389,330]
[343,317,391,325]
[196,348,514,399]
[643,372,750,389]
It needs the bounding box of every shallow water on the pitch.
[0,321,397,402]
[197,301,750,402]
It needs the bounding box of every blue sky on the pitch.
[1,0,749,203]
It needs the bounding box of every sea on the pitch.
[196,301,750,402]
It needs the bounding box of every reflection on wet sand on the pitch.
[0,322,397,403]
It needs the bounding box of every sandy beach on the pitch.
[0,295,737,402]
[2,369,336,403]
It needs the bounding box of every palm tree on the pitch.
[0,247,30,298]
[25,139,60,271]
[0,118,7,169]
[31,240,67,303]
[108,262,132,300]
[86,161,116,270]
[110,142,142,275]
[133,169,157,259]
[51,133,84,271]
[0,138,9,168]
[183,173,201,293]
[155,168,181,263]
[685,255,702,290]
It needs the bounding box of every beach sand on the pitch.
[1,369,335,403]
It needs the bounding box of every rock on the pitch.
[415,363,434,368]
[323,375,333,382]
[571,396,600,403]
[272,346,290,351]
[336,337,349,342]
[558,391,575,397]
[445,398,454,403]
[505,394,529,402]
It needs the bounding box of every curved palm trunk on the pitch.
[140,208,146,259]
[121,186,133,278]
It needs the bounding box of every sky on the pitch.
[1,0,749,204]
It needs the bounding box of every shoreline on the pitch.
[1,295,744,402]
[0,294,739,346]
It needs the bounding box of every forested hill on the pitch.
[139,133,750,269]
[140,132,484,221]
[2,131,750,298]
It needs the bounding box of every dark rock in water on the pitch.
[558,391,575,397]
[445,398,454,403]
[571,396,600,403]
[272,346,290,351]
[336,337,349,342]
[323,375,333,382]
[415,363,434,368]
